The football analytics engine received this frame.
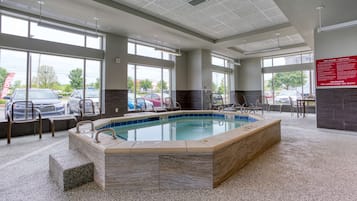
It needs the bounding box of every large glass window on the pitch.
[263,73,274,104]
[211,55,232,68]
[1,14,103,49]
[0,49,102,119]
[86,35,102,49]
[212,72,230,104]
[1,15,28,37]
[264,70,315,105]
[128,64,171,111]
[0,49,28,120]
[127,41,174,61]
[262,52,315,106]
[30,22,85,46]
[263,52,314,67]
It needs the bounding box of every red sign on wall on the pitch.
[316,55,357,87]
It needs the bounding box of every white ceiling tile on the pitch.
[250,0,277,10]
[263,7,283,18]
[233,3,260,18]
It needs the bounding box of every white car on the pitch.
[275,90,300,104]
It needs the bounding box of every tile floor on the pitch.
[1,112,357,201]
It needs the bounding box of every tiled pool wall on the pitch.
[69,110,280,190]
[98,112,258,130]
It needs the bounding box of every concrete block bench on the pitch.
[49,150,94,191]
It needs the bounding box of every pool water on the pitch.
[111,116,251,141]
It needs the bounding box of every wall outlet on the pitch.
[115,108,118,113]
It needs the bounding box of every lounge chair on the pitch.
[79,99,101,120]
[7,101,42,144]
[163,97,181,111]
[211,93,235,111]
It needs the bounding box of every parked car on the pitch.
[4,88,65,118]
[143,93,170,107]
[128,93,153,110]
[67,89,100,114]
[275,90,301,104]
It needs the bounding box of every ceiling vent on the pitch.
[188,0,206,6]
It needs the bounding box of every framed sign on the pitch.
[316,55,357,87]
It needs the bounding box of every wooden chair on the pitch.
[79,99,101,120]
[7,101,42,144]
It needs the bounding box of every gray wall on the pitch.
[187,49,203,90]
[104,34,128,90]
[314,26,357,131]
[174,51,188,90]
[237,58,262,91]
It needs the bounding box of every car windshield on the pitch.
[13,89,58,100]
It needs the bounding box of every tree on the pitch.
[127,76,134,92]
[32,65,58,88]
[217,79,225,94]
[94,78,100,89]
[0,67,8,90]
[68,68,83,89]
[157,80,168,91]
[140,79,152,92]
[268,71,307,90]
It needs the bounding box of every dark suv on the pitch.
[4,88,65,118]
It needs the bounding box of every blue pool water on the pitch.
[104,114,256,141]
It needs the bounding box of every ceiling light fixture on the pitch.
[37,0,44,23]
[315,3,356,32]
[318,20,357,32]
[316,4,325,32]
[154,47,181,56]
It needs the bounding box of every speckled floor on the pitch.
[1,112,357,201]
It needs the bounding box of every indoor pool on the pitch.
[69,111,280,190]
[110,115,254,141]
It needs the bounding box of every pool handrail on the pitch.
[76,120,94,133]
[94,128,116,143]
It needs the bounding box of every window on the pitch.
[1,15,28,37]
[262,52,315,106]
[264,70,315,105]
[263,52,314,67]
[128,64,171,111]
[211,55,233,68]
[127,41,174,61]
[1,14,103,49]
[30,22,85,47]
[86,35,102,49]
[212,72,230,104]
[0,49,28,120]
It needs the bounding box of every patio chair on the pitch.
[288,96,303,117]
[7,101,42,144]
[79,99,101,120]
[163,97,181,111]
[211,93,235,111]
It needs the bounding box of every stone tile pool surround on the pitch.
[68,110,281,190]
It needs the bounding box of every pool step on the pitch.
[49,150,94,191]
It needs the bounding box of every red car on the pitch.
[143,93,169,107]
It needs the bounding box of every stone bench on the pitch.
[49,150,94,191]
